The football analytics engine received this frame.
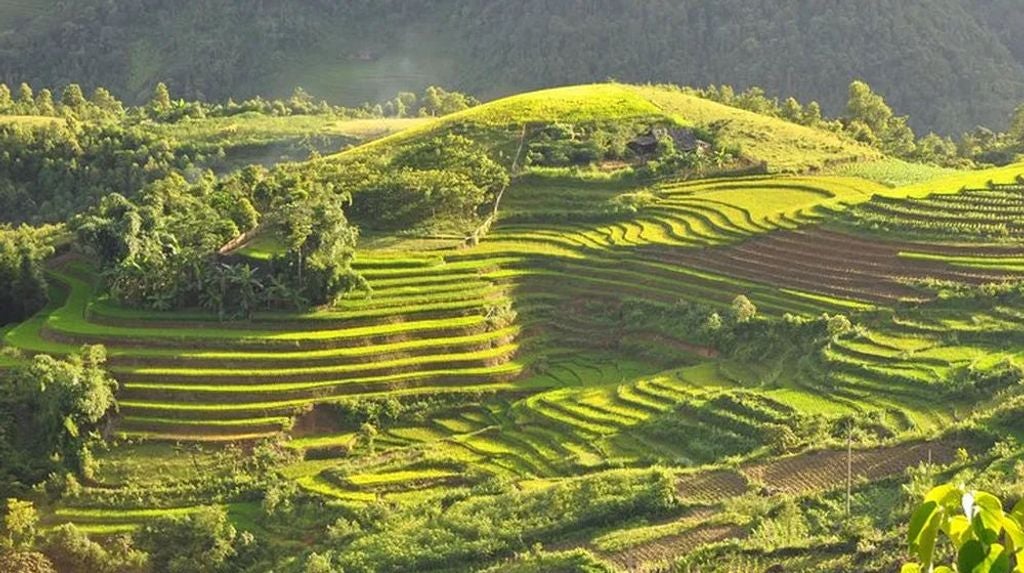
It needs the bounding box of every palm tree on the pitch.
[230,264,263,321]
[265,275,306,310]
[147,288,175,311]
[199,265,227,321]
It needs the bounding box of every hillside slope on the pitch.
[333,84,881,174]
[1,0,1022,134]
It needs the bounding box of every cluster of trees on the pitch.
[344,133,509,230]
[0,82,124,121]
[0,80,477,125]
[147,84,476,123]
[0,225,53,325]
[693,80,1024,167]
[373,86,478,119]
[73,166,361,315]
[0,346,117,493]
[316,469,675,572]
[0,82,479,226]
[0,120,198,225]
[0,466,671,573]
[615,295,855,362]
[0,501,263,573]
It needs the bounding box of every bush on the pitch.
[328,469,676,572]
[43,524,146,573]
[136,506,240,573]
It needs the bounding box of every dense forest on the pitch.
[1,0,1023,134]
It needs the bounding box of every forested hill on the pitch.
[1,0,1023,135]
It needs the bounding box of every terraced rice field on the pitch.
[15,168,1024,550]
[656,227,1024,304]
[5,256,530,442]
[845,183,1024,242]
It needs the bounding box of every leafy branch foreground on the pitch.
[904,484,1024,573]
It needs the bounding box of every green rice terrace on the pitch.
[3,82,1024,572]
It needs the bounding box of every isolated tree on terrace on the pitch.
[847,81,892,133]
[230,264,262,320]
[359,422,379,453]
[731,295,757,323]
[288,86,315,114]
[420,86,444,116]
[915,133,958,165]
[199,264,228,321]
[802,101,823,126]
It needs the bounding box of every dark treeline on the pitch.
[0,81,474,122]
[1,0,1023,134]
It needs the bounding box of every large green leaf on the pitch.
[960,541,1011,573]
[978,543,1011,573]
[1003,515,1024,554]
[959,539,987,573]
[947,515,974,548]
[928,484,965,510]
[974,492,1007,545]
[1011,499,1024,524]
[910,500,943,566]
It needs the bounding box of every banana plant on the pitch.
[903,484,1024,573]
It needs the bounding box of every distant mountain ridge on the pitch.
[0,0,1021,134]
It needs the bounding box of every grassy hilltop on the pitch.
[2,83,1024,572]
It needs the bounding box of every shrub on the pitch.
[136,506,240,573]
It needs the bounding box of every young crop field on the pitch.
[841,183,1024,242]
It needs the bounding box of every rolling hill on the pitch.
[4,84,1024,571]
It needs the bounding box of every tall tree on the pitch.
[15,83,33,113]
[845,80,915,157]
[90,87,124,117]
[59,83,86,114]
[151,82,172,113]
[34,89,54,116]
